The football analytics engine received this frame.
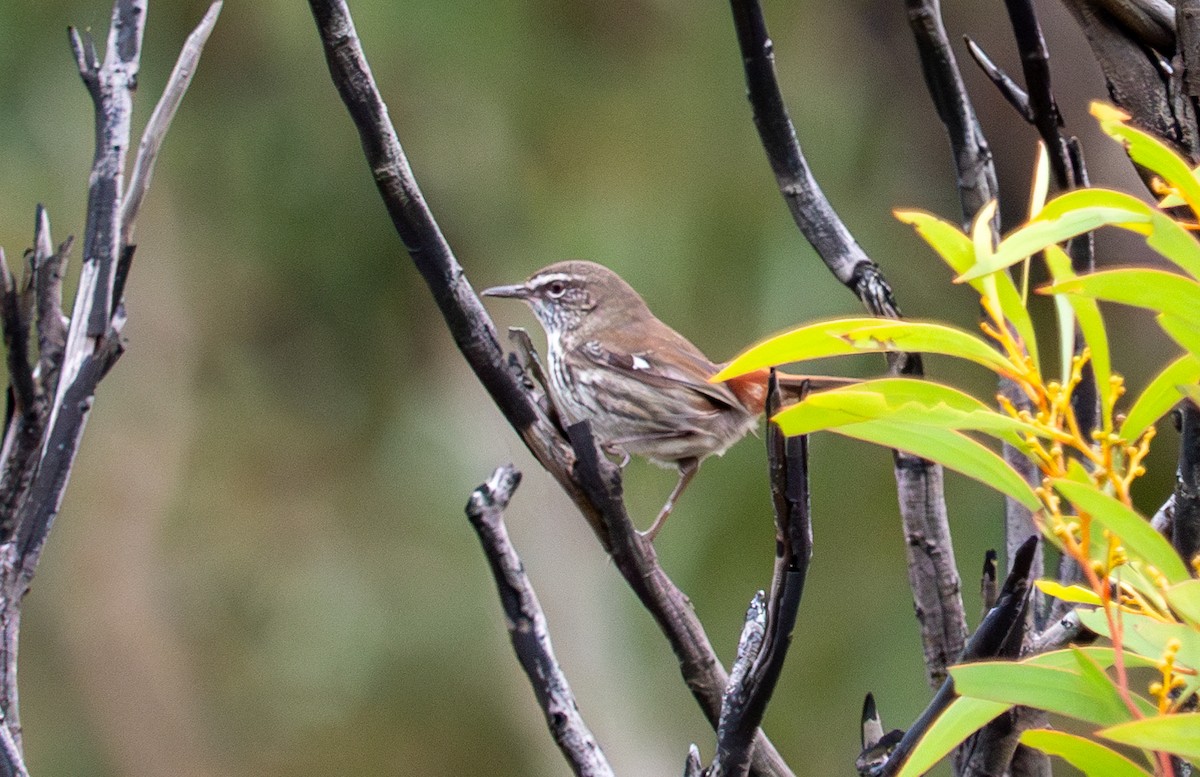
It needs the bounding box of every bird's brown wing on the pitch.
[579,334,742,411]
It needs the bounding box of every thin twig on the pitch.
[13,0,148,575]
[964,38,1033,122]
[121,1,223,246]
[465,466,614,777]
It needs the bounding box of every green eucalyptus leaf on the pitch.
[1053,480,1192,584]
[950,660,1139,726]
[1045,269,1200,330]
[895,697,1011,777]
[771,378,1035,448]
[831,420,1041,510]
[1099,713,1200,760]
[1120,353,1200,442]
[1019,729,1153,777]
[897,209,1039,370]
[714,318,1014,382]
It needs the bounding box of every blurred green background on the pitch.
[0,1,1179,775]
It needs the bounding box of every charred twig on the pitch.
[729,0,966,692]
[0,4,215,768]
[704,376,812,777]
[904,0,1000,226]
[1170,403,1200,566]
[566,422,796,777]
[965,38,1034,122]
[465,466,613,777]
[869,536,1038,777]
[1003,0,1073,189]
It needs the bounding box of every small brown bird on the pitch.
[484,260,835,540]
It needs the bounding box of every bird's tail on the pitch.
[722,367,856,415]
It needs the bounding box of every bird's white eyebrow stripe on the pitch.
[532,273,575,287]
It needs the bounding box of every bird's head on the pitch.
[482,260,650,336]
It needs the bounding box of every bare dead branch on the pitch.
[565,421,797,777]
[34,228,70,402]
[904,0,1000,227]
[726,0,904,320]
[870,536,1037,777]
[465,466,614,777]
[965,38,1033,122]
[121,1,223,246]
[0,255,35,422]
[1169,403,1200,566]
[980,550,998,615]
[706,377,813,777]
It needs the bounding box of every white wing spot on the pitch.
[631,355,651,371]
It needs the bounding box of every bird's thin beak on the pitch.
[481,283,531,300]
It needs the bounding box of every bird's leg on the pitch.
[642,457,700,542]
[601,442,632,469]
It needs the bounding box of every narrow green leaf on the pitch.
[897,209,1039,371]
[771,378,1036,447]
[1019,729,1153,777]
[1075,609,1200,699]
[1093,101,1200,216]
[1099,713,1200,760]
[713,318,1014,382]
[950,661,1137,726]
[1035,580,1103,606]
[1037,188,1200,280]
[1044,245,1113,421]
[1167,580,1200,628]
[959,205,1151,282]
[832,420,1042,510]
[1120,354,1200,442]
[1045,269,1200,330]
[1157,313,1200,362]
[895,697,1011,777]
[1023,647,1159,671]
[1053,480,1192,584]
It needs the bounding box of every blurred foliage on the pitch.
[0,1,1181,775]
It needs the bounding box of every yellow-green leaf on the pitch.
[950,660,1138,726]
[1099,713,1200,760]
[897,209,1038,371]
[1044,245,1113,422]
[1093,101,1200,216]
[1121,353,1200,442]
[1167,580,1200,628]
[771,378,1036,447]
[713,318,1014,382]
[1044,269,1200,329]
[831,420,1041,510]
[958,203,1150,283]
[895,697,1011,777]
[1037,188,1200,280]
[1035,580,1103,606]
[1023,646,1158,671]
[1157,313,1200,362]
[1019,729,1153,777]
[1053,480,1192,584]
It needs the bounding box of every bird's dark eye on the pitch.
[546,281,566,297]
